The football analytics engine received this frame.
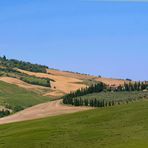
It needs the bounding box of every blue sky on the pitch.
[0,0,148,80]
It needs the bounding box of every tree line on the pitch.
[20,76,51,87]
[63,81,148,107]
[64,98,131,107]
[0,56,48,73]
[63,82,105,101]
[115,82,148,92]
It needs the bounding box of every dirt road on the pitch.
[0,100,92,125]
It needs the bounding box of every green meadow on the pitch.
[0,81,51,112]
[0,100,147,148]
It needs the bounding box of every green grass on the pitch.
[0,100,148,148]
[0,81,51,111]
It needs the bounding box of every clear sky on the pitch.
[0,0,148,81]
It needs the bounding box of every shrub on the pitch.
[0,109,10,118]
[20,76,51,87]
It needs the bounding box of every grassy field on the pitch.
[0,100,147,148]
[0,81,51,112]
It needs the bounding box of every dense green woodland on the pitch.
[0,56,48,73]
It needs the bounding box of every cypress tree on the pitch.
[94,98,97,107]
[84,99,88,106]
[134,82,138,91]
[109,101,112,106]
[96,100,100,107]
[137,82,141,91]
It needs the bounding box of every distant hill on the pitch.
[0,56,129,97]
[0,56,48,73]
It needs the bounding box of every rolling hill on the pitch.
[0,56,129,98]
[0,56,135,118]
[0,100,147,148]
[0,56,148,148]
[0,81,51,113]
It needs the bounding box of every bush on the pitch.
[13,106,24,112]
[0,109,10,118]
[20,76,51,87]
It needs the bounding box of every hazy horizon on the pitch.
[0,0,148,81]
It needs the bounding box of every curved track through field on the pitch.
[0,100,92,125]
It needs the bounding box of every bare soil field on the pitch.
[95,77,126,86]
[0,100,92,125]
[17,69,127,96]
[16,69,87,96]
[47,69,127,86]
[47,69,95,80]
[47,69,127,87]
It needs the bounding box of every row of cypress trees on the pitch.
[109,82,148,92]
[63,83,105,101]
[63,81,148,107]
[63,97,141,108]
[123,82,148,91]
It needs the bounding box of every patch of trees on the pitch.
[64,82,148,102]
[63,83,105,101]
[0,67,22,77]
[126,78,132,81]
[64,98,105,107]
[0,56,48,73]
[0,67,21,73]
[0,66,53,87]
[63,91,148,108]
[13,105,24,112]
[20,76,51,87]
[116,82,148,92]
[105,82,148,92]
[63,81,148,107]
[63,97,140,108]
[4,104,25,113]
[0,109,10,118]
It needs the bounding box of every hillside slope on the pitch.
[0,81,51,112]
[47,69,128,87]
[0,99,91,125]
[16,69,88,97]
[0,77,50,94]
[0,57,128,98]
[15,68,127,97]
[0,101,147,148]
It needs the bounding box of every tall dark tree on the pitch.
[3,55,7,61]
